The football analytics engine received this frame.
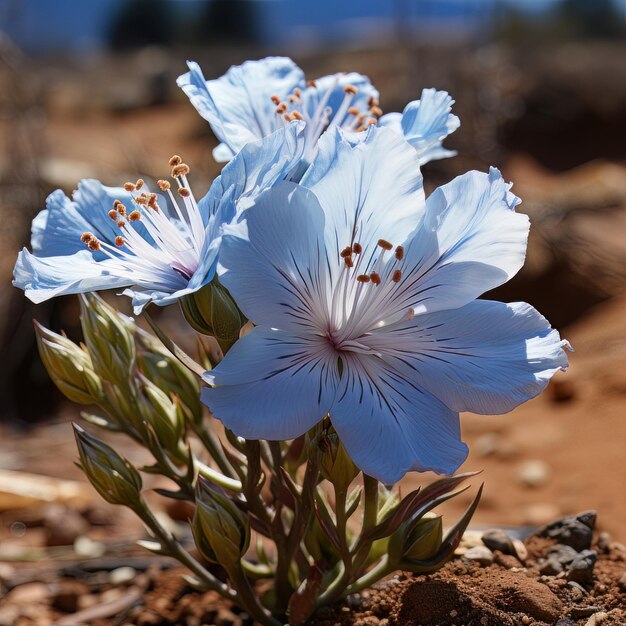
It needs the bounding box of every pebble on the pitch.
[567,581,587,600]
[74,535,106,558]
[519,460,552,487]
[570,606,601,618]
[464,546,494,566]
[566,550,598,584]
[6,582,49,604]
[584,612,608,626]
[513,539,528,562]
[494,552,523,569]
[0,563,15,586]
[618,572,626,591]
[597,532,611,554]
[50,580,89,613]
[42,503,89,547]
[540,557,564,576]
[109,566,137,585]
[482,529,516,555]
[549,544,579,566]
[540,512,596,551]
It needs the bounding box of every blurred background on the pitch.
[0,0,625,581]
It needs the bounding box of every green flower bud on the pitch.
[319,430,359,492]
[79,293,136,383]
[180,279,246,353]
[35,321,102,404]
[192,478,250,569]
[388,512,443,564]
[73,424,142,507]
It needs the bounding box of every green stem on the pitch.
[344,555,392,596]
[196,458,242,492]
[192,419,240,480]
[229,567,282,626]
[350,474,379,578]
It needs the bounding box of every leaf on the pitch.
[288,561,325,626]
[313,491,342,553]
[345,486,362,519]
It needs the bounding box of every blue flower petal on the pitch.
[370,300,571,415]
[392,167,528,318]
[380,88,459,165]
[218,181,329,332]
[331,354,468,483]
[178,58,305,159]
[202,327,338,440]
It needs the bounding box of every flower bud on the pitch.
[79,293,136,383]
[319,430,359,492]
[192,478,250,568]
[180,280,246,353]
[73,424,142,507]
[388,512,443,564]
[35,321,102,404]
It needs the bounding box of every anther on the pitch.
[293,88,301,98]
[370,272,381,285]
[178,187,191,198]
[114,199,124,208]
[135,178,144,190]
[117,220,125,228]
[392,269,402,283]
[307,80,316,87]
[395,245,404,260]
[276,103,287,114]
[377,239,393,251]
[108,209,118,220]
[157,179,171,191]
[352,242,363,254]
[168,155,182,166]
[123,182,135,192]
[118,206,127,217]
[343,85,358,95]
[370,106,383,117]
[135,196,147,205]
[344,257,354,268]
[368,96,379,108]
[171,163,190,178]
[366,117,377,127]
[406,308,415,321]
[87,237,101,251]
[129,211,141,221]
[356,274,371,283]
[80,232,93,243]
[148,194,158,209]
[347,107,360,116]
[291,110,303,121]
[115,236,124,247]
[271,95,280,105]
[340,246,353,258]
[284,114,291,122]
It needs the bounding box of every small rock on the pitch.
[596,532,611,553]
[519,460,552,487]
[570,606,601,618]
[482,529,516,555]
[584,612,608,626]
[567,581,587,600]
[540,512,596,551]
[74,535,105,558]
[0,563,15,586]
[540,557,564,576]
[109,566,137,585]
[513,539,528,562]
[464,545,494,566]
[50,580,89,613]
[43,504,89,547]
[494,552,523,569]
[566,550,598,584]
[549,544,579,566]
[618,572,626,591]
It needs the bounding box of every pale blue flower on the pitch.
[14,123,305,313]
[177,56,458,167]
[201,127,570,484]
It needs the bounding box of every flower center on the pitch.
[80,156,206,286]
[270,77,383,161]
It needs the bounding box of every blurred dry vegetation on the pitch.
[0,0,625,565]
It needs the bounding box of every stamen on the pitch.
[370,106,383,117]
[293,88,301,98]
[147,193,158,209]
[276,103,287,114]
[366,117,378,127]
[340,246,352,258]
[80,232,94,243]
[270,95,280,105]
[344,257,354,268]
[178,187,191,198]
[135,195,148,205]
[123,182,135,192]
[291,111,303,121]
[347,107,360,116]
[370,272,381,285]
[368,96,379,108]
[283,114,291,122]
[117,220,125,228]
[115,236,124,247]
[171,163,190,178]
[129,211,141,221]
[352,242,363,254]
[395,245,404,260]
[108,209,118,220]
[378,239,393,251]
[307,80,317,87]
[343,85,358,95]
[406,308,415,321]
[168,155,182,166]
[356,275,370,283]
[392,269,402,282]
[135,178,144,190]
[157,179,171,191]
[87,237,101,251]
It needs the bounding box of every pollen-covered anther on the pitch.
[293,87,301,98]
[123,182,135,192]
[157,179,171,191]
[392,269,402,283]
[178,187,191,198]
[108,209,118,220]
[406,308,415,321]
[344,256,354,268]
[117,220,125,228]
[80,232,94,244]
[307,80,316,87]
[129,210,141,221]
[135,178,144,190]
[275,103,287,114]
[356,274,371,283]
[352,242,363,254]
[270,95,280,105]
[134,195,148,205]
[115,236,124,247]
[171,163,190,178]
[377,239,393,251]
[343,85,358,95]
[395,245,404,260]
[87,237,101,251]
[283,114,291,122]
[168,155,182,166]
[368,96,379,108]
[370,105,383,117]
[291,110,304,121]
[340,246,353,258]
[370,272,381,285]
[347,107,360,116]
[366,117,378,127]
